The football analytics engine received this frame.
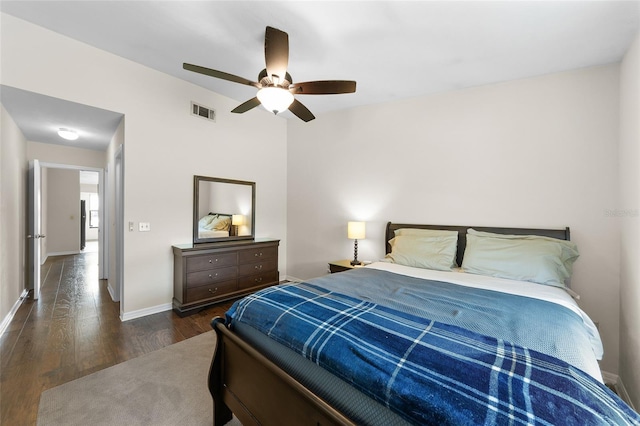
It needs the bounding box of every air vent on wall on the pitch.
[191,102,216,122]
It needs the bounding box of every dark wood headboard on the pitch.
[385,222,570,266]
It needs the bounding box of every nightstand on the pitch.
[328,259,360,273]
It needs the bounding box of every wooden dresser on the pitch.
[172,239,279,316]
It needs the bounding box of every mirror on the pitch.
[193,176,255,244]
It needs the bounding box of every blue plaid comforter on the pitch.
[227,282,639,425]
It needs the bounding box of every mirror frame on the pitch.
[193,175,256,244]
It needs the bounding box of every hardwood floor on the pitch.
[0,249,234,426]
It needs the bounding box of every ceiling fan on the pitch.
[183,26,356,122]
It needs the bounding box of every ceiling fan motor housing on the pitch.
[258,69,292,89]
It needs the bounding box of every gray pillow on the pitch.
[385,234,458,271]
[461,228,579,287]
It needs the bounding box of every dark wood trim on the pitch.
[210,318,356,425]
[209,318,234,425]
[328,259,356,273]
[193,175,256,244]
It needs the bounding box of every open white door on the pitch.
[27,159,44,300]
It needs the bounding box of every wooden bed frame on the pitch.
[208,222,570,425]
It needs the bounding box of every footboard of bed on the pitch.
[209,317,356,426]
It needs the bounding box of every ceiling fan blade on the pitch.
[183,63,259,88]
[264,26,289,84]
[289,80,357,95]
[288,99,315,122]
[231,97,261,114]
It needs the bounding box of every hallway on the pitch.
[0,250,231,425]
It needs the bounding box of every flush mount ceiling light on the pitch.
[57,128,79,141]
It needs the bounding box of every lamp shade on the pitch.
[347,221,366,240]
[257,87,294,114]
[232,214,245,226]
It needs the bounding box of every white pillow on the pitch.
[198,214,217,228]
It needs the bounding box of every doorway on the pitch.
[80,170,101,253]
[29,162,108,298]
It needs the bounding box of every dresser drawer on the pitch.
[238,271,279,290]
[186,252,237,272]
[173,239,279,316]
[238,258,277,277]
[186,266,237,287]
[186,279,236,302]
[238,246,277,264]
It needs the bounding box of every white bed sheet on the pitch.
[197,228,229,238]
[366,261,604,380]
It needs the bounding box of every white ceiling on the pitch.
[1,85,123,150]
[1,1,639,149]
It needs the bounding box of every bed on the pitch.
[198,213,231,239]
[208,222,639,425]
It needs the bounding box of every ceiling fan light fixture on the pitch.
[257,87,294,115]
[57,128,79,141]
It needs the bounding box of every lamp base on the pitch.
[350,260,362,266]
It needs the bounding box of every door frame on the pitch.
[114,145,124,317]
[27,159,42,299]
[37,162,108,279]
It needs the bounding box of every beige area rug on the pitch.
[37,331,241,426]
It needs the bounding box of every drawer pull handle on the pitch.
[208,273,218,278]
[255,277,263,283]
[255,252,263,257]
[255,265,263,270]
[208,288,218,294]
[208,258,219,263]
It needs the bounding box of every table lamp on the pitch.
[347,221,365,266]
[232,214,245,236]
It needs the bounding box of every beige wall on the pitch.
[45,169,80,255]
[0,105,28,324]
[288,64,622,374]
[2,13,288,317]
[27,141,105,169]
[619,30,640,409]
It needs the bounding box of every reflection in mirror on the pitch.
[193,176,255,243]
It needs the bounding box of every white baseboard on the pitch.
[47,250,81,257]
[616,376,636,411]
[107,281,120,302]
[0,289,29,335]
[120,303,172,322]
[602,370,618,385]
[602,370,636,411]
[285,275,304,283]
